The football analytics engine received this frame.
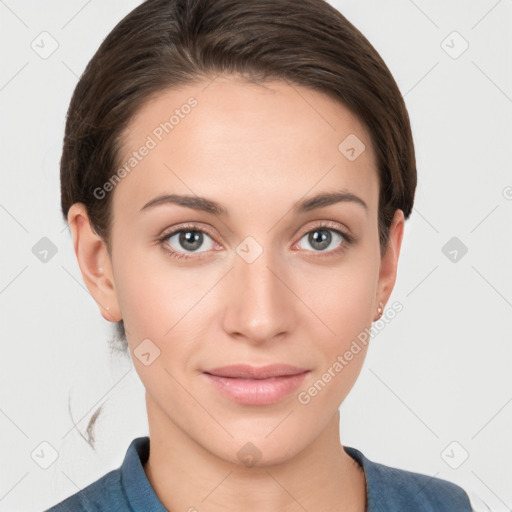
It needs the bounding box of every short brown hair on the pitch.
[61,0,417,351]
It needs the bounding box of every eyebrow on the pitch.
[139,189,368,216]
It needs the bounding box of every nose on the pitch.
[222,241,297,344]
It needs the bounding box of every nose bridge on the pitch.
[223,235,295,341]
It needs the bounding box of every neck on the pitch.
[143,398,367,512]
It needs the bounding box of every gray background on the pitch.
[0,0,511,510]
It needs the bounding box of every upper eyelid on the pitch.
[295,221,355,244]
[160,223,216,241]
[298,221,349,236]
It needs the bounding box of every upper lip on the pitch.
[204,364,309,379]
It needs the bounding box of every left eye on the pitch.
[297,228,347,252]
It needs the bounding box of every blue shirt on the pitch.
[44,436,473,511]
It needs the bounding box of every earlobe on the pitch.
[66,203,122,323]
[374,209,405,321]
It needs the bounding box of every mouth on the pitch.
[203,364,310,405]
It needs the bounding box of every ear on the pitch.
[67,203,122,323]
[374,209,405,321]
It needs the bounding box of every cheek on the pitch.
[111,245,166,348]
[112,256,204,393]
[114,268,164,337]
[295,254,378,391]
[112,246,216,346]
[295,273,375,411]
[324,270,376,334]
[295,252,379,337]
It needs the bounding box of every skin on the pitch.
[68,75,404,512]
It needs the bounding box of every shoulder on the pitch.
[43,468,125,511]
[43,436,155,512]
[344,446,473,512]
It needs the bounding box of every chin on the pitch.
[202,421,314,468]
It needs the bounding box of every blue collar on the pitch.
[120,436,168,511]
[121,437,374,511]
[120,436,471,512]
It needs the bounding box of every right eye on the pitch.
[158,224,218,260]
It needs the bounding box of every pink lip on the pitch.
[203,364,310,405]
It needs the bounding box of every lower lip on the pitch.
[203,371,309,405]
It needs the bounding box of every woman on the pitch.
[46,0,476,510]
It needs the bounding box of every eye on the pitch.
[158,221,355,261]
[295,222,354,256]
[158,224,217,260]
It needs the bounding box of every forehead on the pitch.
[112,76,379,220]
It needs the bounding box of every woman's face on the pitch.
[88,76,403,465]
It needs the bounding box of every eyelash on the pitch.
[157,221,355,261]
